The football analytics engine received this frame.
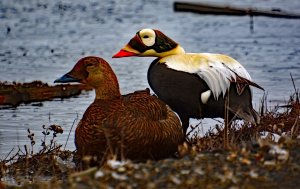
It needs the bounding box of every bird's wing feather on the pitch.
[161,53,254,100]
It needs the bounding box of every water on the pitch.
[0,0,299,157]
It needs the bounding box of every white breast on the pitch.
[160,53,252,100]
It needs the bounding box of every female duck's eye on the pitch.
[86,63,94,67]
[143,35,149,39]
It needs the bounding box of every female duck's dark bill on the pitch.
[54,74,80,83]
[112,49,137,58]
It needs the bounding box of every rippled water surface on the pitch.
[0,0,300,156]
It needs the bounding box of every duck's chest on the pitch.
[147,60,210,116]
[148,59,209,92]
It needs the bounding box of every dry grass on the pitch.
[0,125,75,187]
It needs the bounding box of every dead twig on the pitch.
[64,114,78,151]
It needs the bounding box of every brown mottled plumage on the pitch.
[54,56,183,162]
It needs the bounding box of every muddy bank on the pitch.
[2,133,300,189]
[0,81,92,107]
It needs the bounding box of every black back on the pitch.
[147,58,254,132]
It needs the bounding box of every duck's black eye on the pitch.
[86,63,94,67]
[143,35,149,39]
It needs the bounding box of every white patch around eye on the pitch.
[140,29,156,47]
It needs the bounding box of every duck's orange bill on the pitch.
[112,49,137,58]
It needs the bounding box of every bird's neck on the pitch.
[93,73,121,100]
[94,84,121,100]
[158,45,185,57]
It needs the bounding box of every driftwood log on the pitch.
[0,81,92,106]
[174,2,300,19]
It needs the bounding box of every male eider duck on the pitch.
[113,28,263,135]
[54,56,183,162]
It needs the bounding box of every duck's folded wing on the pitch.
[122,90,168,121]
[162,53,262,100]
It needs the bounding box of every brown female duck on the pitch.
[54,56,183,162]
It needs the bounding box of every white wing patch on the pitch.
[201,90,211,104]
[160,53,252,100]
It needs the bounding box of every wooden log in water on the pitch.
[0,81,93,107]
[174,2,300,19]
